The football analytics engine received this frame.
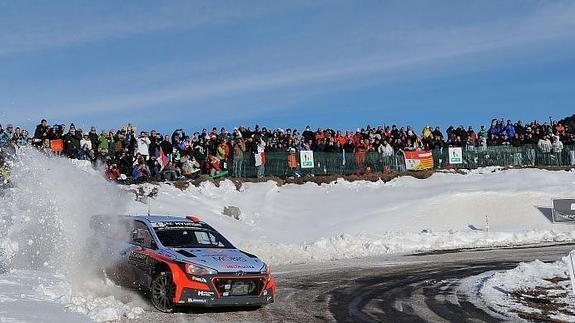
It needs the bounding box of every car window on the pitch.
[154,228,233,249]
[131,220,154,249]
[195,231,224,247]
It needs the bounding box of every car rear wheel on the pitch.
[151,271,177,313]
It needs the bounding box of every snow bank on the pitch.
[460,257,575,321]
[0,270,88,322]
[0,270,145,322]
[243,231,575,265]
[125,168,575,265]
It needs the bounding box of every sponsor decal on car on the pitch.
[223,264,256,269]
[187,298,208,304]
[152,221,204,229]
[197,291,215,297]
[211,256,247,262]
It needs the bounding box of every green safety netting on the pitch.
[228,145,575,177]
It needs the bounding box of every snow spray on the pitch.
[0,148,129,280]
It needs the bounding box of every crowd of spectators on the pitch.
[0,117,573,182]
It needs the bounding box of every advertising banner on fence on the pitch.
[449,147,463,165]
[404,150,434,171]
[552,199,575,223]
[300,150,315,169]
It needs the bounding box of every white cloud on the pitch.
[33,1,575,117]
[4,1,575,124]
[0,1,312,56]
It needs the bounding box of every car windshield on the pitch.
[154,228,234,249]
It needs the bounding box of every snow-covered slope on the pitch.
[1,150,575,321]
[126,167,575,264]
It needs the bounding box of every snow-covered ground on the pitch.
[126,165,575,265]
[461,257,575,322]
[0,270,145,322]
[1,150,575,321]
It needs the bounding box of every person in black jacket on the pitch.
[89,126,99,151]
[148,130,160,157]
[160,135,173,158]
[117,150,134,177]
[63,128,81,159]
[302,126,314,143]
[33,119,48,147]
[147,156,162,180]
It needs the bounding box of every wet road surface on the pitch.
[140,243,575,322]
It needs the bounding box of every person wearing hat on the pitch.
[88,126,99,150]
[79,132,93,160]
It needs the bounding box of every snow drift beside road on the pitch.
[460,257,575,321]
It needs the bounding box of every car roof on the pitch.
[130,215,192,223]
[127,215,215,230]
[90,214,214,229]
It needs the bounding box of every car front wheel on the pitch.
[151,271,177,312]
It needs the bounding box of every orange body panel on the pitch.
[138,249,211,302]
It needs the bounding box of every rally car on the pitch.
[90,215,276,312]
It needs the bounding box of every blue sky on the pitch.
[1,0,575,134]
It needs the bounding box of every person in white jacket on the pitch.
[377,140,394,157]
[552,136,564,154]
[537,136,552,153]
[255,137,266,178]
[80,133,92,151]
[137,132,151,159]
[79,132,91,157]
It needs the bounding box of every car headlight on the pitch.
[260,263,269,275]
[185,263,218,276]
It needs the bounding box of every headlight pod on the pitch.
[185,263,218,276]
[260,263,270,275]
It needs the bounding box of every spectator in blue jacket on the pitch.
[504,120,516,138]
[132,157,151,182]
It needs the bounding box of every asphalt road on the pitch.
[141,243,575,322]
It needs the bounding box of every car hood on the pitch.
[170,248,264,273]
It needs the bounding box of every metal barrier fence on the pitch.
[230,145,575,178]
[433,145,575,169]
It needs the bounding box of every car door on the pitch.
[126,220,157,289]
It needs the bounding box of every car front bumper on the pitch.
[179,286,275,307]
